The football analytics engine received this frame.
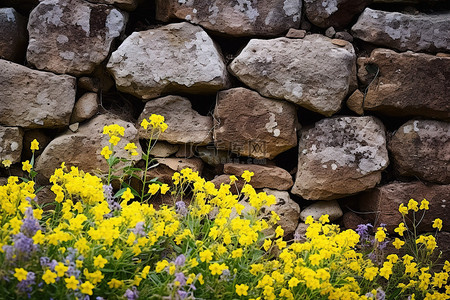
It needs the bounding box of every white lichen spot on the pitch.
[208,4,219,25]
[4,8,15,22]
[442,205,446,208]
[40,5,64,26]
[33,119,44,125]
[185,14,192,21]
[56,35,69,44]
[10,142,19,151]
[178,0,186,4]
[283,0,301,22]
[302,149,308,154]
[265,10,274,25]
[265,113,279,136]
[192,8,197,14]
[403,125,413,134]
[413,120,420,132]
[273,129,281,137]
[311,144,317,151]
[234,0,259,22]
[331,163,337,170]
[72,5,91,37]
[322,0,338,15]
[60,51,75,60]
[106,9,125,39]
[322,164,328,168]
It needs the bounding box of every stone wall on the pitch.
[0,0,449,237]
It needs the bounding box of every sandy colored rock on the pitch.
[156,0,301,37]
[0,8,28,62]
[35,114,141,179]
[292,116,389,200]
[27,0,127,76]
[300,200,343,222]
[357,181,450,233]
[224,163,293,190]
[352,8,450,53]
[0,59,76,128]
[196,147,230,166]
[214,88,298,159]
[358,49,450,120]
[286,28,306,39]
[78,77,100,93]
[346,89,364,115]
[137,96,213,145]
[108,22,229,100]
[263,188,300,236]
[70,93,99,123]
[335,31,353,42]
[389,120,450,184]
[229,34,356,116]
[0,127,23,164]
[304,0,371,28]
[149,142,180,158]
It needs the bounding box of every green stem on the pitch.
[141,128,155,202]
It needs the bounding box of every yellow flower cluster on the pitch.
[140,114,168,132]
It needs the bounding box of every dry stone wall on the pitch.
[0,0,449,239]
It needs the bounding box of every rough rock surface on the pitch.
[224,163,293,190]
[156,0,301,37]
[108,22,229,100]
[300,200,343,222]
[87,0,137,11]
[137,96,213,145]
[70,93,99,123]
[358,49,450,119]
[23,130,52,159]
[149,142,180,158]
[352,8,450,53]
[263,189,300,237]
[0,59,76,128]
[357,181,450,233]
[229,34,357,116]
[35,114,141,179]
[27,0,127,76]
[214,88,298,159]
[346,89,364,115]
[304,0,371,28]
[0,127,24,164]
[389,120,450,184]
[0,8,28,62]
[292,116,389,200]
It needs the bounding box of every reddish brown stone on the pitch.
[389,120,450,184]
[357,181,450,233]
[358,49,450,120]
[214,88,298,159]
[224,163,293,191]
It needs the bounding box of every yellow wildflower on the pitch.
[432,218,443,231]
[121,188,134,202]
[80,281,94,295]
[65,276,79,290]
[94,255,108,268]
[100,146,112,159]
[14,268,28,282]
[42,270,57,284]
[394,222,407,236]
[392,238,405,249]
[407,199,419,212]
[420,199,429,210]
[235,284,249,296]
[22,160,32,173]
[241,170,254,182]
[399,203,408,216]
[2,159,12,168]
[30,139,39,152]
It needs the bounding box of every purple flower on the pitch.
[175,201,188,217]
[40,257,50,267]
[132,222,146,236]
[124,286,139,300]
[17,271,35,295]
[21,207,41,237]
[174,272,186,286]
[174,254,186,267]
[376,287,386,300]
[104,184,121,212]
[177,290,188,299]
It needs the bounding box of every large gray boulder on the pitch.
[358,49,450,120]
[27,0,127,76]
[214,88,298,159]
[389,120,450,184]
[292,116,389,200]
[229,34,356,116]
[156,0,301,37]
[107,22,230,100]
[0,59,76,128]
[352,8,450,53]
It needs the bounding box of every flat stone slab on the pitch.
[352,8,450,53]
